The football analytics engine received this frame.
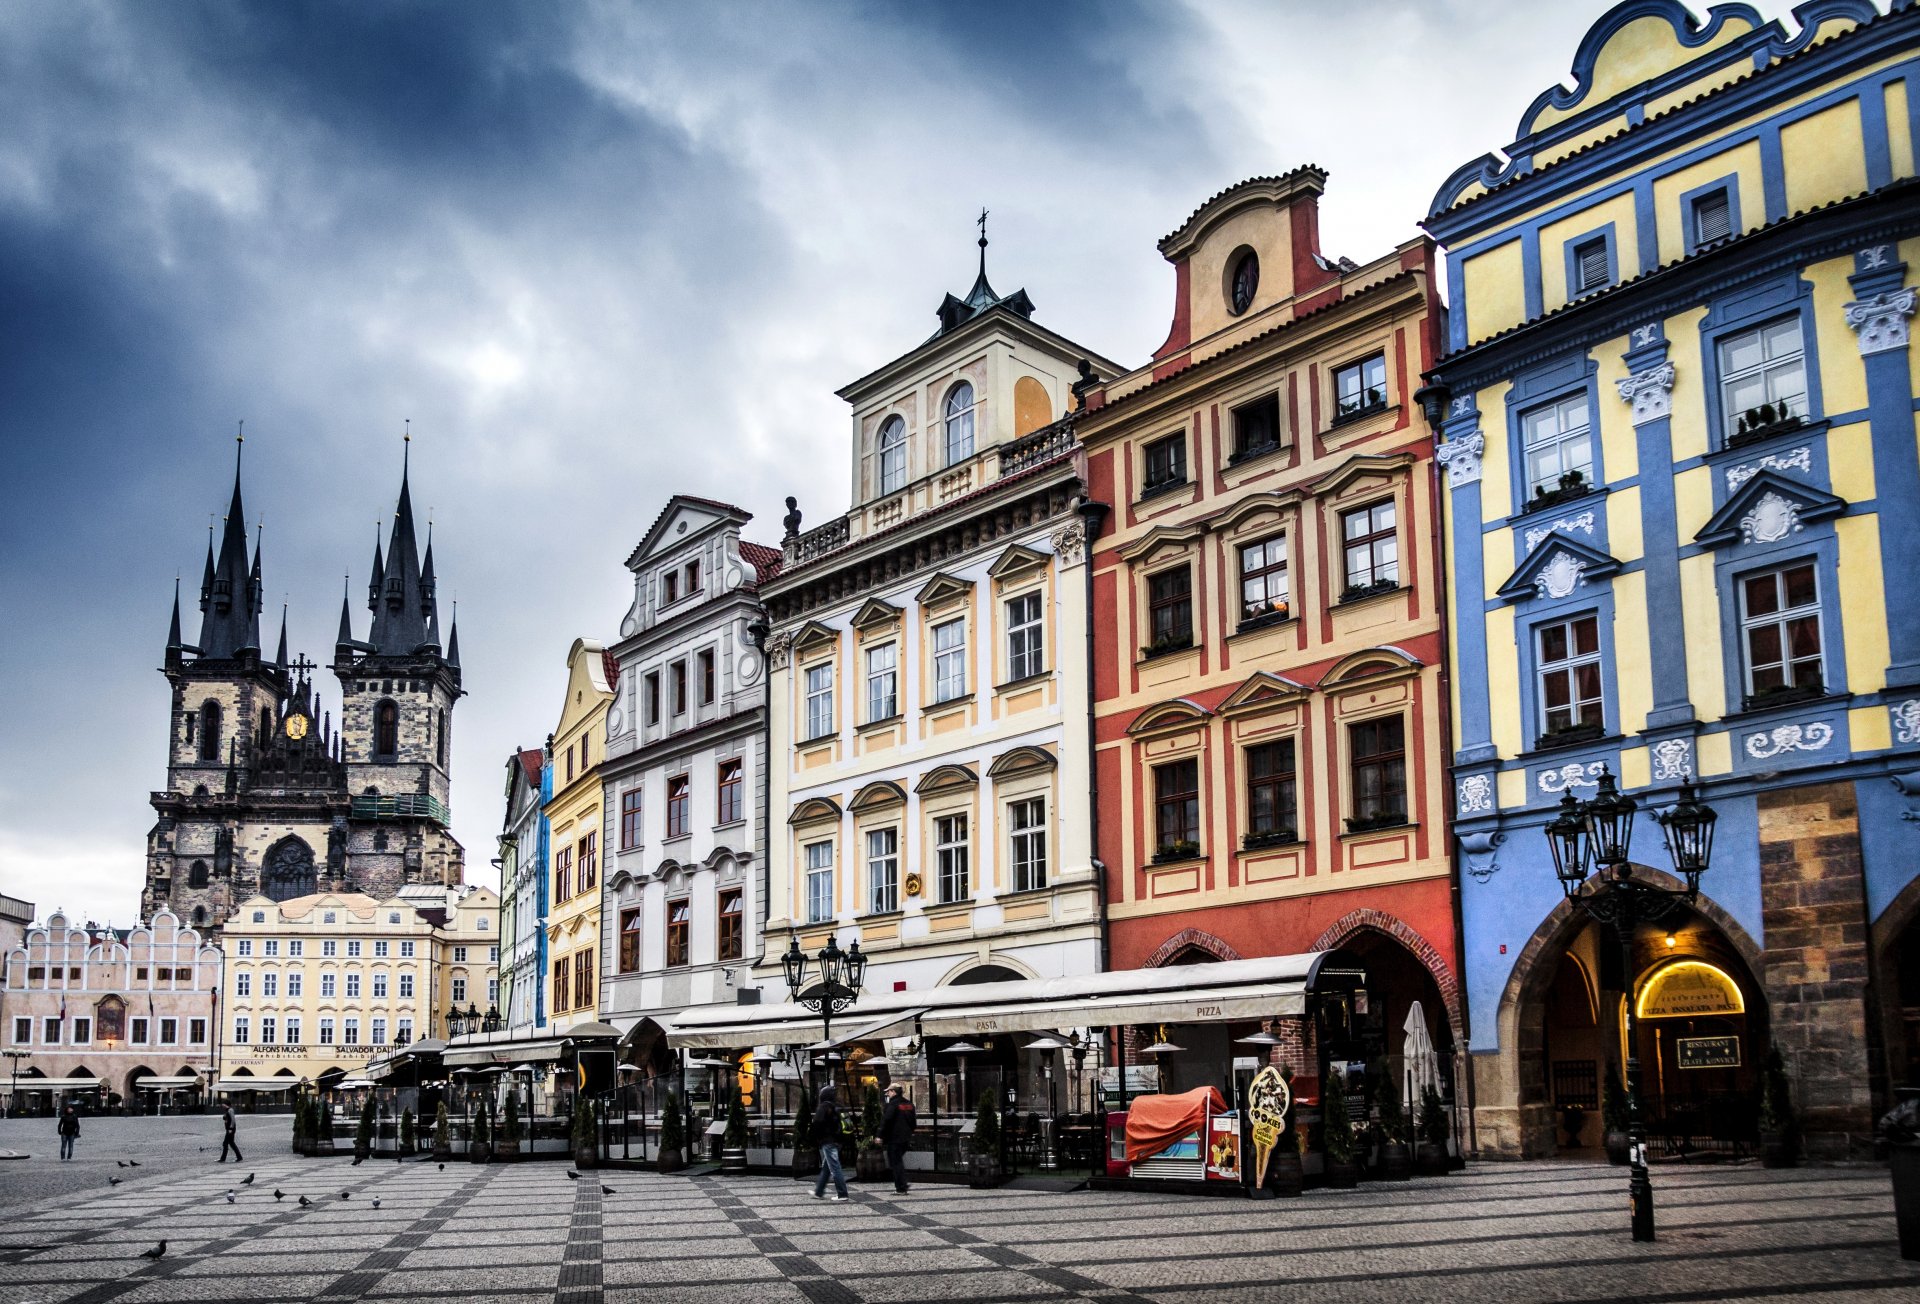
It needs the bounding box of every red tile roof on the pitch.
[740,541,784,582]
[601,648,621,690]
[517,748,543,785]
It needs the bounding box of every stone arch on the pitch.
[1871,870,1920,1091]
[1144,928,1242,967]
[938,955,1038,986]
[1310,909,1463,1039]
[261,836,318,902]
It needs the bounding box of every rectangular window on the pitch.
[371,1018,386,1047]
[698,648,716,705]
[237,939,253,956]
[345,972,361,998]
[805,662,834,740]
[866,827,899,915]
[1238,536,1289,624]
[372,972,388,998]
[159,1017,178,1045]
[12,1016,28,1045]
[322,939,337,957]
[1692,189,1732,247]
[936,814,970,904]
[1571,236,1611,294]
[400,940,415,958]
[43,1017,60,1045]
[320,972,335,998]
[573,950,593,1011]
[235,972,251,997]
[319,1018,334,1045]
[399,972,414,998]
[662,569,679,605]
[665,900,690,968]
[645,672,661,726]
[397,1017,413,1045]
[1537,615,1604,735]
[1522,395,1593,496]
[253,1017,269,1045]
[718,888,743,962]
[286,971,303,997]
[1009,798,1047,893]
[865,643,898,721]
[264,939,279,957]
[288,940,303,957]
[620,789,644,850]
[451,976,467,1004]
[373,940,389,958]
[347,940,362,958]
[261,972,278,998]
[1350,716,1408,825]
[932,619,967,702]
[1740,563,1823,698]
[1143,433,1187,492]
[70,1017,90,1044]
[554,846,572,902]
[1334,353,1388,420]
[805,841,834,924]
[1006,592,1044,681]
[619,907,641,973]
[552,960,568,1014]
[487,980,496,1006]
[671,661,688,716]
[1155,759,1200,853]
[717,759,743,824]
[684,559,702,595]
[580,832,598,890]
[344,1017,359,1045]
[1231,393,1282,458]
[283,1017,300,1045]
[1147,566,1193,649]
[188,1018,206,1044]
[1341,501,1398,592]
[666,776,690,839]
[233,1017,249,1045]
[1720,316,1808,440]
[1246,740,1297,840]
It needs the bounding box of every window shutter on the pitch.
[1694,192,1731,246]
[1576,240,1610,293]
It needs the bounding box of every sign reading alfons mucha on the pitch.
[1247,1065,1292,1186]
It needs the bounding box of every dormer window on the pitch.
[878,416,907,495]
[1229,248,1259,315]
[683,560,701,594]
[944,382,975,466]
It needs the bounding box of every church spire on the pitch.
[165,578,185,667]
[447,603,461,670]
[195,428,261,660]
[335,576,355,653]
[367,424,436,656]
[275,602,289,668]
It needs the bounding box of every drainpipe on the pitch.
[1075,496,1113,976]
[747,613,772,981]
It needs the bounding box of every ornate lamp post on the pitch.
[445,1003,466,1039]
[781,932,867,1086]
[3,1049,29,1118]
[1543,766,1717,1242]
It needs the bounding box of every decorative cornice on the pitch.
[1614,362,1675,425]
[1843,286,1915,356]
[1435,432,1484,487]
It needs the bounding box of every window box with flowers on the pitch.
[1523,469,1592,514]
[1740,680,1825,713]
[1338,578,1399,606]
[1532,719,1606,752]
[1343,812,1408,834]
[1241,829,1299,851]
[1140,631,1194,661]
[1727,400,1804,449]
[1151,840,1202,864]
[1238,599,1292,632]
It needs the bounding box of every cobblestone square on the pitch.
[1,1119,1914,1303]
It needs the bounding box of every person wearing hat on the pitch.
[880,1084,917,1194]
[810,1084,849,1201]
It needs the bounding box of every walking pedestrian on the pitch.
[880,1084,916,1194]
[810,1084,849,1201]
[217,1103,244,1163]
[57,1105,80,1161]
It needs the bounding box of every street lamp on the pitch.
[3,1049,28,1118]
[483,1005,502,1035]
[1542,766,1717,1243]
[781,932,867,1084]
[446,1003,464,1038]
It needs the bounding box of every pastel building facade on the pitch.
[497,747,548,1034]
[1424,0,1920,1158]
[543,642,614,1035]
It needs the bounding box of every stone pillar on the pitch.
[1756,781,1875,1159]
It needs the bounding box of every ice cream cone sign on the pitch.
[1247,1066,1291,1187]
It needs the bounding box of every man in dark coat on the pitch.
[218,1104,244,1163]
[810,1084,849,1201]
[57,1105,80,1161]
[880,1084,916,1193]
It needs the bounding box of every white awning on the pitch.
[444,1037,566,1067]
[214,1078,299,1092]
[667,952,1330,1049]
[134,1076,201,1089]
[333,1079,374,1090]
[808,1008,927,1052]
[7,1077,109,1090]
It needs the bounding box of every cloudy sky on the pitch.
[0,0,1814,927]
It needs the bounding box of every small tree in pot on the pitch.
[1320,1068,1359,1189]
[1601,1067,1630,1166]
[1373,1064,1412,1181]
[1416,1085,1450,1176]
[431,1101,451,1160]
[292,1093,310,1155]
[657,1089,686,1172]
[469,1094,493,1164]
[570,1096,596,1169]
[856,1085,888,1182]
[791,1079,819,1177]
[968,1089,1003,1188]
[400,1108,416,1155]
[498,1091,523,1161]
[722,1084,749,1172]
[316,1099,336,1153]
[354,1097,376,1161]
[1758,1047,1798,1169]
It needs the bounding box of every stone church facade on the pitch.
[141,442,466,932]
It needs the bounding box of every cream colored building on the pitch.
[216,886,498,1089]
[543,641,614,1035]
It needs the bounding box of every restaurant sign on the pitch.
[1675,1035,1741,1070]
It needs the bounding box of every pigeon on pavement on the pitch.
[241,1173,255,1186]
[371,1197,381,1209]
[298,1195,312,1208]
[108,1178,121,1187]
[128,1161,141,1167]
[117,1161,127,1168]
[273,1189,284,1201]
[600,1186,615,1195]
[339,1191,351,1200]
[437,1162,444,1171]
[566,1170,579,1180]
[225,1190,235,1204]
[139,1241,166,1260]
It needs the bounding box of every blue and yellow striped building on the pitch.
[1425,0,1920,1158]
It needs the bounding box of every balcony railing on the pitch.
[785,515,850,567]
[997,422,1077,477]
[349,793,451,825]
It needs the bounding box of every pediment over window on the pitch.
[1125,698,1214,736]
[915,572,973,609]
[851,598,903,631]
[987,543,1050,581]
[1323,646,1424,686]
[1693,470,1845,549]
[787,797,842,826]
[1496,535,1622,604]
[985,745,1058,778]
[1211,490,1301,535]
[914,764,979,794]
[1116,522,1205,564]
[1218,670,1311,714]
[1311,451,1414,500]
[848,780,908,812]
[793,620,839,654]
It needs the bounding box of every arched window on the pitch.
[191,906,207,927]
[374,700,399,760]
[188,861,209,889]
[878,416,907,495]
[943,383,975,466]
[197,701,222,762]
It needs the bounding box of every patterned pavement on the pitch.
[0,1150,1913,1303]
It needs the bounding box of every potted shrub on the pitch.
[968,1090,1003,1188]
[722,1084,749,1172]
[498,1091,523,1161]
[1320,1068,1359,1189]
[658,1090,686,1172]
[1601,1068,1630,1166]
[791,1080,819,1178]
[469,1095,493,1164]
[292,1094,310,1155]
[1758,1047,1798,1169]
[855,1085,888,1182]
[400,1107,416,1156]
[1151,839,1202,863]
[354,1097,375,1161]
[316,1099,337,1153]
[1374,1066,1412,1181]
[570,1096,596,1170]
[432,1101,452,1160]
[1416,1085,1450,1176]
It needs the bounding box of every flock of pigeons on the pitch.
[123,1163,619,1263]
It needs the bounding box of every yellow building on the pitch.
[215,886,498,1093]
[543,640,615,1034]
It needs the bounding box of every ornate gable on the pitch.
[1218,670,1312,715]
[1311,451,1414,501]
[1125,698,1214,736]
[914,572,973,609]
[986,543,1049,581]
[1693,470,1846,549]
[851,598,903,632]
[1496,534,1623,604]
